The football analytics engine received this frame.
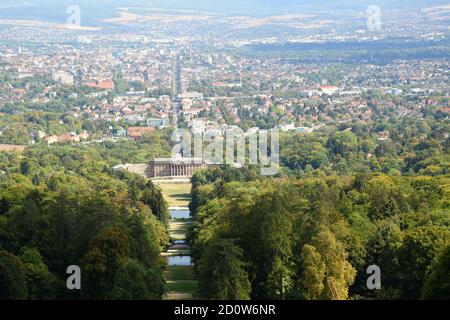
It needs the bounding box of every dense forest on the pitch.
[279,115,449,177]
[248,39,450,64]
[189,167,449,300]
[0,139,171,299]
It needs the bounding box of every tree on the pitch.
[299,244,326,300]
[110,260,165,300]
[307,230,356,300]
[197,239,251,300]
[242,190,294,299]
[189,184,215,216]
[0,250,28,299]
[83,226,131,298]
[398,225,450,299]
[126,212,161,268]
[422,245,450,300]
[364,175,402,220]
[363,220,403,299]
[142,181,170,226]
[328,131,358,157]
[20,247,57,299]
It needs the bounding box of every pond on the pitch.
[167,255,192,266]
[170,209,191,220]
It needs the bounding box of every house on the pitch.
[84,79,115,91]
[146,118,167,129]
[278,123,296,132]
[114,127,127,137]
[127,127,155,140]
[78,131,90,140]
[97,79,115,90]
[319,86,339,95]
[296,127,314,133]
[304,88,321,97]
[440,107,450,114]
[58,132,80,143]
[44,131,89,145]
[44,135,59,145]
[52,70,74,86]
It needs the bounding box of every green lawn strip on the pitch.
[156,182,192,207]
[163,292,193,300]
[169,221,193,230]
[166,265,197,281]
[169,226,190,233]
[166,280,198,293]
[165,250,191,256]
[161,251,191,257]
[169,233,187,241]
[172,218,194,223]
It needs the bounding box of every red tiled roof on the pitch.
[127,127,155,138]
[319,86,338,89]
[84,79,115,90]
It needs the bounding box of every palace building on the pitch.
[146,158,207,178]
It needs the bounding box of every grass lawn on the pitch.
[163,292,193,300]
[166,266,197,281]
[169,221,193,232]
[154,182,192,207]
[169,220,192,241]
[169,233,187,241]
[166,280,198,293]
[0,144,26,153]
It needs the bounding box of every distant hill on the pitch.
[0,0,448,23]
[145,0,450,13]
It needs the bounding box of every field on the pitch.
[0,19,100,31]
[0,144,26,153]
[154,182,192,207]
[103,9,326,30]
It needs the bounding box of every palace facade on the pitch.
[146,158,207,178]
